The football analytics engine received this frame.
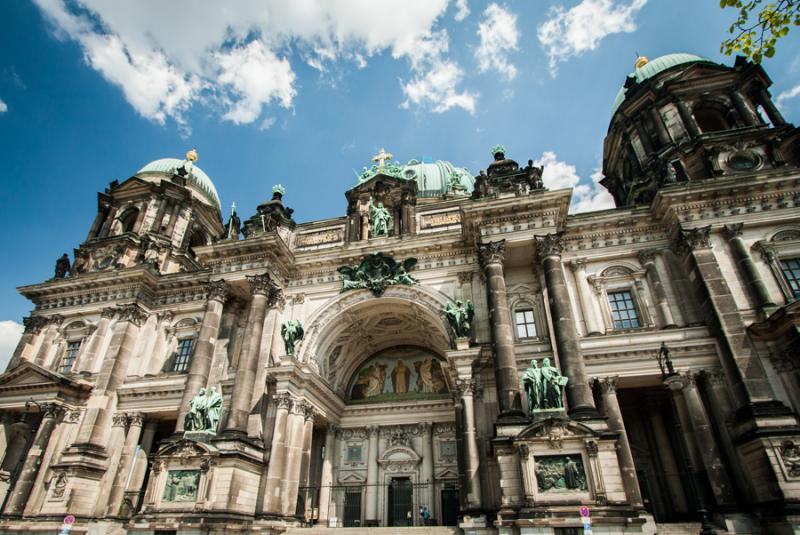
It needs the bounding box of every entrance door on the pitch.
[343,486,362,527]
[440,485,459,526]
[388,477,413,527]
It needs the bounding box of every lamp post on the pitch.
[657,346,717,535]
[10,399,42,436]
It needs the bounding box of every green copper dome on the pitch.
[611,53,715,116]
[136,158,221,210]
[355,159,474,196]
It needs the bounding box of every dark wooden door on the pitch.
[388,478,413,526]
[440,486,459,526]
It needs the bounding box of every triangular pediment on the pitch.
[0,361,92,400]
[517,416,597,440]
[339,471,366,483]
[435,468,459,480]
[345,173,418,199]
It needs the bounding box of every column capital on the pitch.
[722,222,744,241]
[596,376,618,394]
[205,279,230,303]
[247,272,280,297]
[569,258,587,272]
[115,304,149,327]
[477,240,506,269]
[269,288,286,310]
[112,413,129,428]
[457,271,475,285]
[418,422,433,435]
[366,425,380,437]
[637,249,658,266]
[673,226,712,255]
[300,401,316,422]
[101,307,118,319]
[703,368,727,386]
[22,315,48,334]
[42,403,65,420]
[534,232,565,261]
[127,412,144,427]
[274,392,294,411]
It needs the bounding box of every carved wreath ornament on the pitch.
[337,252,418,297]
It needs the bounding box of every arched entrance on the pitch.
[301,286,460,527]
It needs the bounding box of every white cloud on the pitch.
[454,0,470,21]
[259,116,276,131]
[776,83,800,110]
[0,320,23,373]
[0,99,6,113]
[33,0,473,125]
[402,60,477,114]
[475,4,519,81]
[534,151,615,213]
[537,0,647,76]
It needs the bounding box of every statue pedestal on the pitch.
[531,408,566,421]
[183,431,216,444]
[454,337,471,350]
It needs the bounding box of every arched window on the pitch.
[693,106,730,133]
[189,230,207,249]
[119,208,140,234]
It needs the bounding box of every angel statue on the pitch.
[444,300,475,338]
[368,197,392,237]
[281,319,304,356]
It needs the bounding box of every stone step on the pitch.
[284,527,460,535]
[656,523,731,535]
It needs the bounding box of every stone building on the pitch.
[0,53,799,535]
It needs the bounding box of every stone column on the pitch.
[676,226,774,408]
[107,413,144,516]
[365,425,380,524]
[758,86,786,126]
[534,233,597,418]
[675,99,702,137]
[419,423,435,518]
[645,400,689,513]
[263,393,292,514]
[122,420,157,515]
[225,273,279,433]
[4,404,63,515]
[297,405,316,516]
[722,223,776,315]
[649,106,672,146]
[280,401,313,516]
[8,316,48,369]
[477,241,524,418]
[730,90,759,126]
[638,250,677,328]
[569,259,603,335]
[458,380,483,510]
[77,308,116,373]
[175,280,230,433]
[33,315,64,367]
[318,424,338,523]
[665,371,736,507]
[75,304,148,448]
[597,377,644,508]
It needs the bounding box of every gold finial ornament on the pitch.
[634,55,649,69]
[371,147,393,167]
[186,148,199,162]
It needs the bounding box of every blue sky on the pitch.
[1,0,799,361]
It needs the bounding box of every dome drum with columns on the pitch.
[2,54,800,535]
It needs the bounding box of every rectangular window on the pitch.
[172,338,195,373]
[515,309,537,339]
[60,340,81,373]
[608,290,641,329]
[780,258,800,299]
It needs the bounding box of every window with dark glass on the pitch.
[780,258,800,299]
[172,338,195,372]
[608,290,641,329]
[60,340,81,373]
[515,309,537,338]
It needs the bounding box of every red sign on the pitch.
[579,506,590,518]
[63,515,75,525]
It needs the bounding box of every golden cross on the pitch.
[371,147,393,167]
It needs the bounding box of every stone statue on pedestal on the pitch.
[184,386,223,434]
[281,319,304,356]
[444,300,474,338]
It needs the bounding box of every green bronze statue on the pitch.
[521,357,568,413]
[368,197,392,237]
[184,386,223,434]
[281,319,304,355]
[444,300,475,338]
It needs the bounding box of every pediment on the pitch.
[345,174,418,203]
[378,445,421,465]
[517,416,598,441]
[0,361,92,395]
[435,468,459,480]
[157,438,218,457]
[339,471,366,484]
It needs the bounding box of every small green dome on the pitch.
[611,53,716,116]
[136,158,221,209]
[355,159,474,196]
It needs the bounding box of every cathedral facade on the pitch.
[0,53,799,535]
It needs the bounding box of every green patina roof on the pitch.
[136,158,221,209]
[610,53,716,117]
[354,159,474,197]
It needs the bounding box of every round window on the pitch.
[728,151,759,171]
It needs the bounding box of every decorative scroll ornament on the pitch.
[116,304,149,327]
[337,252,418,297]
[533,232,566,260]
[281,320,304,356]
[477,240,506,269]
[205,279,230,302]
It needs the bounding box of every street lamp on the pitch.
[10,398,43,436]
